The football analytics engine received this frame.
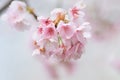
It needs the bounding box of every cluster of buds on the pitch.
[32,1,91,64]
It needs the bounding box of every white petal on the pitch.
[83,32,91,38]
[32,49,40,56]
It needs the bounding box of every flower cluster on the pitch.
[1,0,91,65]
[32,1,91,64]
[1,0,91,79]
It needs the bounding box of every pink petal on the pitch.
[57,21,75,39]
[75,30,86,45]
[38,16,53,26]
[70,6,80,19]
[43,24,56,39]
[69,0,86,19]
[72,43,83,60]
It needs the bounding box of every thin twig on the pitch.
[22,0,38,19]
[0,0,13,14]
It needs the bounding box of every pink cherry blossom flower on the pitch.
[43,24,57,39]
[57,21,75,39]
[33,22,57,42]
[30,0,90,79]
[32,27,44,42]
[38,16,53,26]
[69,6,85,19]
[69,0,86,20]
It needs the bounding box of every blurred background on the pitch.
[0,0,120,80]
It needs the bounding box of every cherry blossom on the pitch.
[32,1,91,65]
[38,16,53,26]
[69,0,86,20]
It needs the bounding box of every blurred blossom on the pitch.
[108,54,120,72]
[1,1,37,31]
[85,0,120,41]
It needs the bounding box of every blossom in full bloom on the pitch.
[69,0,86,20]
[32,1,91,65]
